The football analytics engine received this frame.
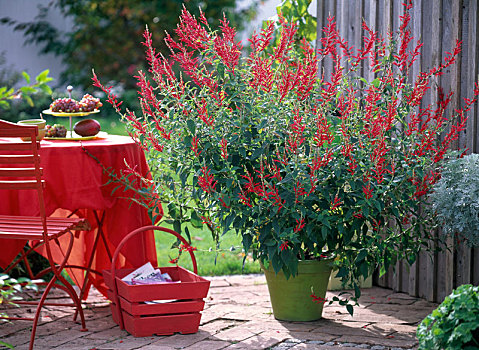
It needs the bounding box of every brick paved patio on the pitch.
[0,275,437,349]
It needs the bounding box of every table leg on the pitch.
[72,209,112,320]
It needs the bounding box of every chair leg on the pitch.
[49,231,88,330]
[56,272,88,330]
[28,274,58,350]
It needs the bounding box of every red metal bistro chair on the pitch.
[0,119,89,350]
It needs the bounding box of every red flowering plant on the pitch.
[93,3,478,308]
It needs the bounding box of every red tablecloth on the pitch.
[0,134,160,297]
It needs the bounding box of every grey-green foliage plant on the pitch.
[417,284,479,350]
[430,154,479,246]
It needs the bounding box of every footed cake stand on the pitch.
[41,109,100,139]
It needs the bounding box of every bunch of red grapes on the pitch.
[45,124,67,137]
[50,94,102,113]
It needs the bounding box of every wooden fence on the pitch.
[314,0,479,303]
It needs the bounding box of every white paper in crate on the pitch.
[121,262,175,284]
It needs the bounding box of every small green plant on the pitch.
[430,154,479,246]
[0,69,52,109]
[417,284,479,350]
[0,274,39,349]
[0,273,39,312]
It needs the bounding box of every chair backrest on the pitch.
[0,119,47,227]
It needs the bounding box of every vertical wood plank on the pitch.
[377,0,384,39]
[474,247,479,285]
[442,0,462,297]
[456,0,473,287]
[322,0,337,83]
[339,0,349,71]
[467,0,479,287]
[427,0,443,303]
[407,0,423,297]
[467,0,479,153]
[383,0,393,37]
[365,0,377,82]
[315,0,324,76]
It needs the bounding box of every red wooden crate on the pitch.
[103,226,210,337]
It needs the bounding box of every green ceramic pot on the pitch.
[262,259,333,321]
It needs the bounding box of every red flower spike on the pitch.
[219,197,230,208]
[198,166,217,193]
[197,98,215,127]
[220,138,228,160]
[214,15,242,74]
[280,241,289,251]
[191,136,201,157]
[363,183,373,200]
[238,192,252,207]
[294,218,305,233]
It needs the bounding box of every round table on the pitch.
[0,134,161,298]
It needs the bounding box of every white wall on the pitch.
[0,0,71,87]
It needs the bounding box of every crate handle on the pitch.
[110,225,199,330]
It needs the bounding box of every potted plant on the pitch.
[417,284,479,349]
[430,153,479,247]
[92,4,478,320]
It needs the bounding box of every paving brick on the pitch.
[334,334,417,348]
[290,344,359,350]
[90,336,156,349]
[0,320,32,337]
[50,336,110,349]
[208,279,231,288]
[32,329,88,348]
[222,332,288,349]
[184,339,232,349]
[286,331,338,342]
[149,330,210,348]
[214,326,259,342]
[0,328,31,348]
[85,326,128,340]
[200,319,241,334]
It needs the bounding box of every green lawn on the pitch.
[154,223,261,276]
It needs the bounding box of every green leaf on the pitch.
[346,304,354,316]
[24,95,34,107]
[168,202,180,220]
[250,147,263,161]
[173,220,181,235]
[217,63,225,79]
[356,249,368,263]
[39,84,52,95]
[0,340,14,349]
[190,210,203,228]
[242,233,252,252]
[20,86,37,94]
[224,213,235,230]
[186,119,196,134]
[371,78,381,88]
[35,69,51,83]
[184,226,191,242]
[22,71,30,84]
